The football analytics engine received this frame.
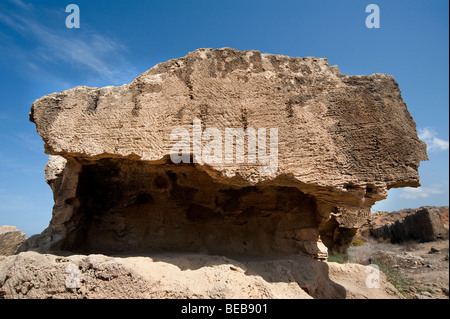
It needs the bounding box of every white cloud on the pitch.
[0,4,136,86]
[399,184,445,199]
[418,128,449,152]
[0,11,27,32]
[8,0,32,11]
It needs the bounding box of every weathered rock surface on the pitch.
[0,251,402,299]
[371,207,449,243]
[0,226,26,256]
[26,48,427,258]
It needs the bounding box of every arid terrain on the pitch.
[0,49,441,300]
[347,239,449,299]
[344,206,449,299]
[0,250,402,299]
[1,206,448,299]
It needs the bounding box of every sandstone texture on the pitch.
[0,251,402,299]
[0,226,26,256]
[26,47,428,259]
[371,207,449,243]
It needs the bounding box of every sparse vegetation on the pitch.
[377,237,391,244]
[348,242,401,265]
[327,253,348,264]
[369,257,416,297]
[347,240,420,297]
[350,238,365,247]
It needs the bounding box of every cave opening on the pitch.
[62,158,320,257]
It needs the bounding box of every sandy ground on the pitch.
[398,240,449,299]
[0,251,402,299]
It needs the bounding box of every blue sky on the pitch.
[0,0,448,236]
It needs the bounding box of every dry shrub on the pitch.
[350,238,365,247]
[348,242,403,265]
[377,237,391,244]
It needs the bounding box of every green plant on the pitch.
[350,238,365,247]
[415,287,435,295]
[377,237,391,244]
[327,253,348,264]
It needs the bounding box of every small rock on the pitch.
[415,291,433,299]
[426,264,432,268]
[442,288,449,296]
[21,285,28,295]
[429,247,441,254]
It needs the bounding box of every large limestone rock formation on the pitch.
[25,48,427,259]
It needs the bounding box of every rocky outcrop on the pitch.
[371,207,449,243]
[0,226,26,256]
[26,48,427,258]
[0,251,402,299]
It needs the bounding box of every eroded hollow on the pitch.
[62,158,320,256]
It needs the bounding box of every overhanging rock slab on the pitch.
[24,48,428,259]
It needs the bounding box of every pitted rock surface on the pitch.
[26,48,427,258]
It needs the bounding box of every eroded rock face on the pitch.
[370,207,449,243]
[27,48,427,258]
[0,226,26,256]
